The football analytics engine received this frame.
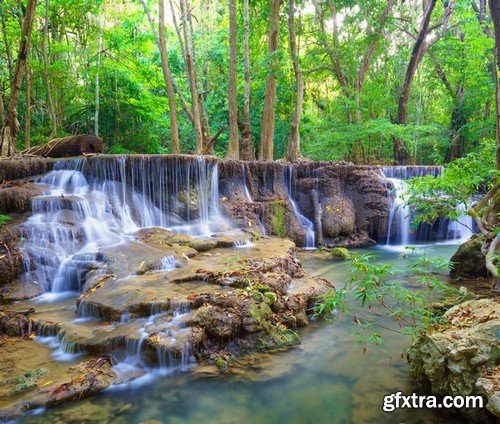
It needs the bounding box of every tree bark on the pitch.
[259,0,281,161]
[286,0,303,162]
[159,0,180,154]
[42,0,57,138]
[0,0,37,157]
[489,0,500,170]
[393,0,437,164]
[240,0,254,160]
[226,0,239,159]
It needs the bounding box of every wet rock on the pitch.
[0,216,30,298]
[450,235,488,278]
[0,157,53,184]
[0,181,46,214]
[408,298,500,422]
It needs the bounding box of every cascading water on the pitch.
[20,156,229,296]
[446,203,475,242]
[384,177,411,246]
[242,164,253,203]
[284,166,315,249]
[382,166,476,246]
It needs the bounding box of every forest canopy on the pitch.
[0,0,497,165]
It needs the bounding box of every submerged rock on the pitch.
[408,298,500,422]
[0,336,115,420]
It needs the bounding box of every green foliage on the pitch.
[0,214,11,226]
[0,0,494,163]
[314,251,464,345]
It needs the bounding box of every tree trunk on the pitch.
[159,0,180,154]
[1,3,13,81]
[0,0,37,157]
[179,0,204,154]
[240,0,254,160]
[42,0,57,138]
[259,0,281,161]
[489,0,500,170]
[25,57,31,149]
[21,134,103,157]
[286,0,303,162]
[393,0,437,164]
[226,0,239,159]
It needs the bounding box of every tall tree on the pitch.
[139,0,181,153]
[259,0,281,161]
[179,0,204,153]
[158,0,180,153]
[42,0,57,137]
[226,0,239,159]
[394,0,456,164]
[240,0,254,160]
[286,0,303,162]
[489,0,500,169]
[0,0,37,156]
[25,53,31,149]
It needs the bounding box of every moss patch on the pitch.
[269,200,286,238]
[10,367,46,393]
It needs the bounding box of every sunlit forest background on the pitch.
[0,0,496,164]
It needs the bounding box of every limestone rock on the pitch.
[408,298,500,422]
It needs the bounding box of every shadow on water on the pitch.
[21,244,467,424]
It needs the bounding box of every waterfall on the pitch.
[384,177,411,246]
[446,203,474,242]
[20,156,229,295]
[242,164,253,202]
[382,166,476,246]
[284,166,315,249]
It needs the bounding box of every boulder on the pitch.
[450,235,488,278]
[408,298,500,422]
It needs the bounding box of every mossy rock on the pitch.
[330,247,351,260]
[257,327,300,351]
[253,283,271,293]
[214,357,230,372]
[450,235,488,278]
[252,291,265,302]
[248,302,273,331]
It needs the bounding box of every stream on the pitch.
[20,243,464,424]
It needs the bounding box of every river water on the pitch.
[19,243,468,424]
